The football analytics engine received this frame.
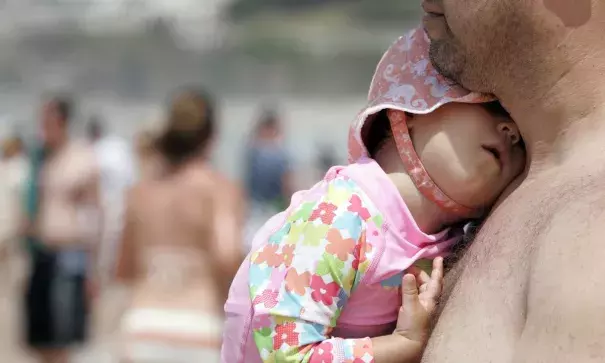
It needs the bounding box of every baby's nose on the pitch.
[497,122,521,145]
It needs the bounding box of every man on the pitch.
[245,107,293,208]
[86,116,135,286]
[420,0,605,362]
[23,97,102,363]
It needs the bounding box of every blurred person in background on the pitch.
[86,117,136,287]
[243,107,293,251]
[22,96,102,363]
[115,87,245,363]
[134,128,161,181]
[0,136,28,283]
[316,143,337,177]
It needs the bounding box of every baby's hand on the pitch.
[393,257,444,343]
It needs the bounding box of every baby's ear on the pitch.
[386,109,410,128]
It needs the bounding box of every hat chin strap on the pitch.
[390,114,477,218]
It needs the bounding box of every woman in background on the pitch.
[133,129,161,181]
[115,88,245,362]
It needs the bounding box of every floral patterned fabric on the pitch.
[221,159,459,363]
[249,172,379,362]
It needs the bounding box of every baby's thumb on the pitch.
[402,274,420,309]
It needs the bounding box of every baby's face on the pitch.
[403,103,526,210]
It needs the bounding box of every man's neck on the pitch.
[497,55,605,174]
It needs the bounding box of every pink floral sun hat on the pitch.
[348,27,494,217]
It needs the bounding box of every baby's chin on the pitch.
[446,174,502,211]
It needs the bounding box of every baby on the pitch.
[222,28,526,363]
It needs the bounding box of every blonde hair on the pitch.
[155,88,215,166]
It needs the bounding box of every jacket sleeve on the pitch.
[248,187,380,362]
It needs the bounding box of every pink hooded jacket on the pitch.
[221,27,491,363]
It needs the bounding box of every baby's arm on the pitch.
[250,217,375,362]
[372,258,445,363]
[249,197,444,363]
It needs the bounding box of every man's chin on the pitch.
[428,40,464,85]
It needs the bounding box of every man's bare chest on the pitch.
[423,170,599,362]
[41,147,94,199]
[423,181,563,362]
[451,193,540,306]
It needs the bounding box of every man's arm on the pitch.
[82,163,104,299]
[514,198,605,362]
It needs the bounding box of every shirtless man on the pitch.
[420,0,605,362]
[24,97,102,363]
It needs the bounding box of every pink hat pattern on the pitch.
[347,27,494,216]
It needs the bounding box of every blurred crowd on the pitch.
[0,89,336,363]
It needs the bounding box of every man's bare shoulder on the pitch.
[532,187,605,264]
[537,155,605,233]
[518,190,605,361]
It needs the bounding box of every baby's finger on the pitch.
[426,275,443,300]
[431,257,444,282]
[407,265,431,286]
[402,274,420,308]
[426,258,444,298]
[419,283,428,294]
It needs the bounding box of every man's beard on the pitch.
[428,39,466,86]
